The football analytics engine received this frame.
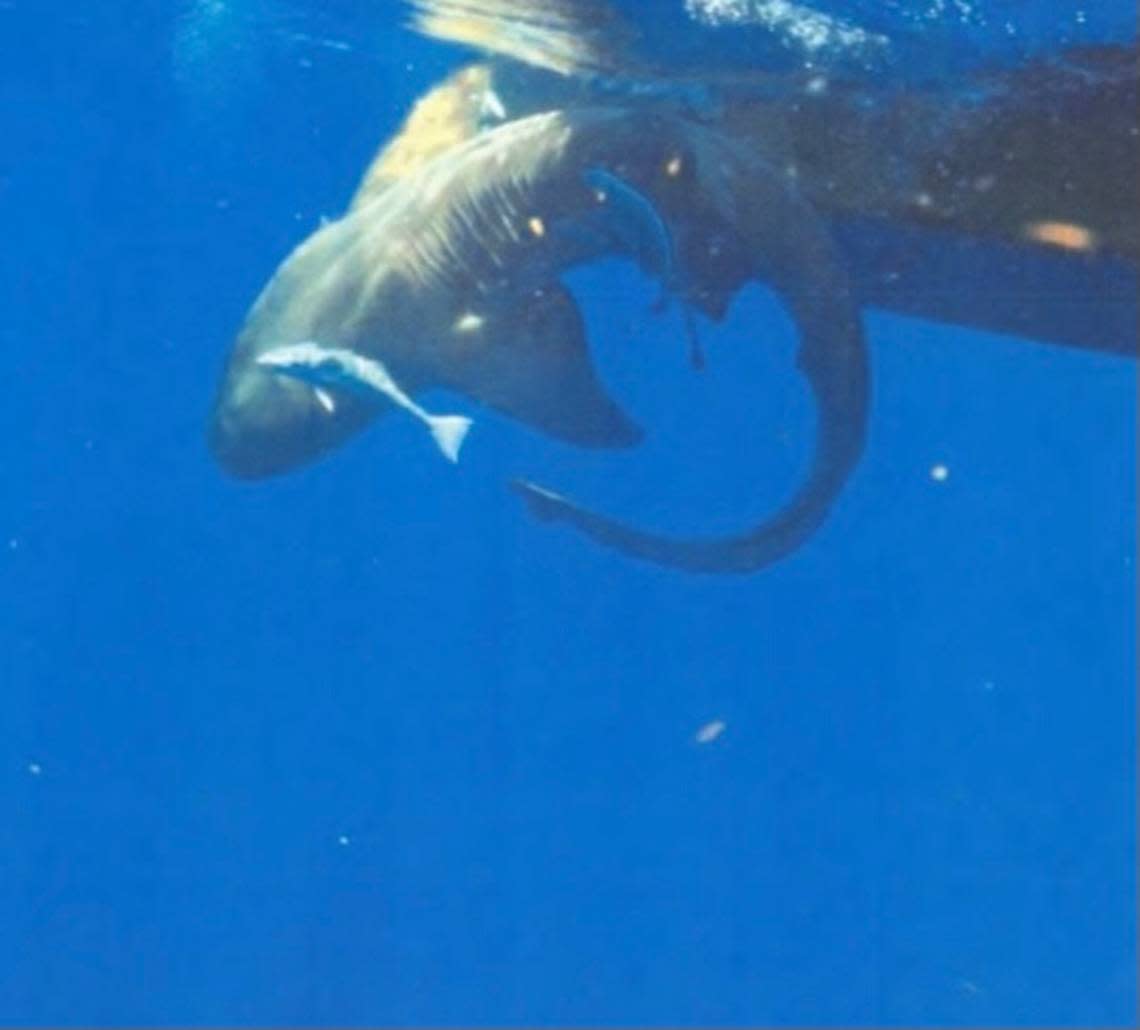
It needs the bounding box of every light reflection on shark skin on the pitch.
[210,103,868,574]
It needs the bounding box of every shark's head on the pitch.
[208,211,397,480]
[209,334,380,479]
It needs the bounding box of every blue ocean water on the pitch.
[1,1,1135,1025]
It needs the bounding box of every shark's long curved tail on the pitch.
[514,124,869,574]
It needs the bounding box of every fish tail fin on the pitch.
[429,414,474,463]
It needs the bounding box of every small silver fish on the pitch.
[257,342,473,463]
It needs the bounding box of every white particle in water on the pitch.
[695,719,727,744]
[930,463,950,482]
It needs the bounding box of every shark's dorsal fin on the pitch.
[350,64,501,211]
[440,283,641,449]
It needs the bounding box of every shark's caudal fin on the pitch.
[428,414,474,463]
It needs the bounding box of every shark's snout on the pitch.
[209,361,376,479]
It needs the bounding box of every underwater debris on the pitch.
[695,720,727,744]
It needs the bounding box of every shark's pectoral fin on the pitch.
[441,283,641,449]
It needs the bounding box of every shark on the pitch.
[209,97,868,574]
[211,2,1133,573]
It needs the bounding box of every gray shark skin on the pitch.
[211,111,641,479]
[210,106,867,574]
